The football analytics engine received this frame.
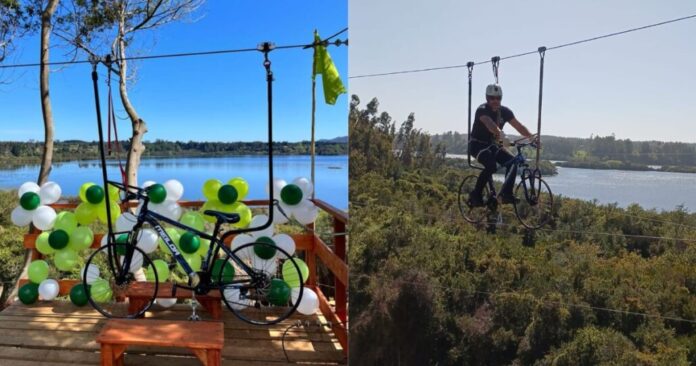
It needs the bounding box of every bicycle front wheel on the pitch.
[219,241,304,325]
[513,175,554,229]
[458,174,490,225]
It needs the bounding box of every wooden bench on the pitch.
[96,319,223,366]
[127,282,222,320]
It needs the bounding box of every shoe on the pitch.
[468,193,485,207]
[500,194,520,205]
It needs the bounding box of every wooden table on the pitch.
[127,282,223,319]
[96,319,224,366]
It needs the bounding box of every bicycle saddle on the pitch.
[204,210,240,224]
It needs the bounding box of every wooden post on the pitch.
[333,218,346,322]
[306,222,317,287]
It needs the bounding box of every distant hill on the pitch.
[319,136,348,143]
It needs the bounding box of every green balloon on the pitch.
[179,232,200,254]
[254,236,277,260]
[113,234,129,256]
[230,202,252,228]
[36,232,55,255]
[75,202,97,225]
[180,211,206,232]
[228,178,249,201]
[212,259,235,283]
[20,192,40,211]
[54,249,80,272]
[90,279,112,303]
[28,260,49,284]
[282,258,309,288]
[54,211,78,233]
[69,226,94,251]
[79,182,96,203]
[158,228,181,253]
[203,179,223,201]
[267,278,291,306]
[18,283,39,305]
[147,183,167,204]
[280,184,303,205]
[181,252,202,272]
[85,185,105,204]
[150,259,170,283]
[196,238,211,257]
[217,184,239,204]
[70,283,89,306]
[48,229,70,250]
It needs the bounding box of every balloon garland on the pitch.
[11,181,62,230]
[268,177,319,225]
[200,178,252,227]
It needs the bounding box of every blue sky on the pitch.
[0,1,348,142]
[350,0,696,142]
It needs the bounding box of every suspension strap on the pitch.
[104,55,127,187]
[535,47,546,169]
[491,56,500,84]
[466,61,481,170]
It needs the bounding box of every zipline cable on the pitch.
[349,14,696,79]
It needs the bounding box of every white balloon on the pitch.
[266,179,287,197]
[142,180,156,189]
[18,182,40,198]
[115,212,137,233]
[231,234,254,259]
[250,215,274,239]
[251,257,277,273]
[292,287,318,315]
[100,234,110,247]
[136,229,159,254]
[39,182,62,205]
[223,288,251,310]
[38,279,60,301]
[11,206,33,227]
[81,264,100,284]
[164,179,184,201]
[293,201,319,225]
[155,200,182,221]
[120,251,143,273]
[272,202,290,224]
[292,177,314,198]
[133,267,147,282]
[32,206,57,231]
[273,234,296,256]
[156,298,177,308]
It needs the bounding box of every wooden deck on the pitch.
[0,301,346,365]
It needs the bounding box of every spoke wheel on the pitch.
[458,174,491,225]
[219,242,304,325]
[513,175,554,229]
[84,241,158,318]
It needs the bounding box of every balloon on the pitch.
[217,184,238,204]
[223,288,251,310]
[280,184,303,205]
[181,252,202,272]
[11,206,33,227]
[85,185,105,204]
[179,232,200,254]
[18,182,40,197]
[48,229,70,250]
[120,251,143,273]
[228,177,249,201]
[196,237,210,257]
[38,279,60,300]
[79,182,96,202]
[39,182,62,205]
[249,215,274,238]
[164,179,184,201]
[142,180,156,189]
[32,206,57,231]
[114,234,130,255]
[180,211,206,232]
[231,234,254,259]
[133,268,147,282]
[147,183,167,204]
[36,232,55,255]
[200,200,222,223]
[266,179,287,197]
[230,202,252,228]
[272,204,290,225]
[136,229,158,254]
[212,259,235,283]
[163,200,183,220]
[273,234,296,256]
[268,278,291,306]
[70,283,89,306]
[20,192,40,211]
[115,212,137,233]
[150,259,169,283]
[82,264,100,284]
[69,226,94,251]
[97,201,121,225]
[75,202,98,225]
[54,212,77,233]
[156,298,177,308]
[90,279,112,303]
[18,283,39,305]
[292,177,314,198]
[294,201,319,225]
[293,287,318,315]
[252,258,277,273]
[254,237,277,260]
[203,179,223,201]
[282,258,309,288]
[28,260,49,284]
[54,249,80,272]
[158,228,181,253]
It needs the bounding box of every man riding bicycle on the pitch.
[468,84,538,207]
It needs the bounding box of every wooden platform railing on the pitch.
[20,198,348,354]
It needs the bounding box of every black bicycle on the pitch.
[84,43,304,324]
[458,136,554,229]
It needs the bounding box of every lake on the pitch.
[0,155,348,209]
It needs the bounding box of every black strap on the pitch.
[491,56,500,84]
[466,61,481,170]
[535,47,546,169]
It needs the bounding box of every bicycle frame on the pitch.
[485,143,542,203]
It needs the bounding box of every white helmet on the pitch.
[486,84,503,98]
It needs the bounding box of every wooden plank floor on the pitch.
[0,301,345,365]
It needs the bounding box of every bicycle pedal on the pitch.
[188,314,201,321]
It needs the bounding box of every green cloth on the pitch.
[313,30,346,105]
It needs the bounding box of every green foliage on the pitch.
[0,190,28,306]
[350,95,696,365]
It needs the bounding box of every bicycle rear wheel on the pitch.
[513,174,554,229]
[84,240,159,318]
[458,174,491,224]
[219,241,303,325]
